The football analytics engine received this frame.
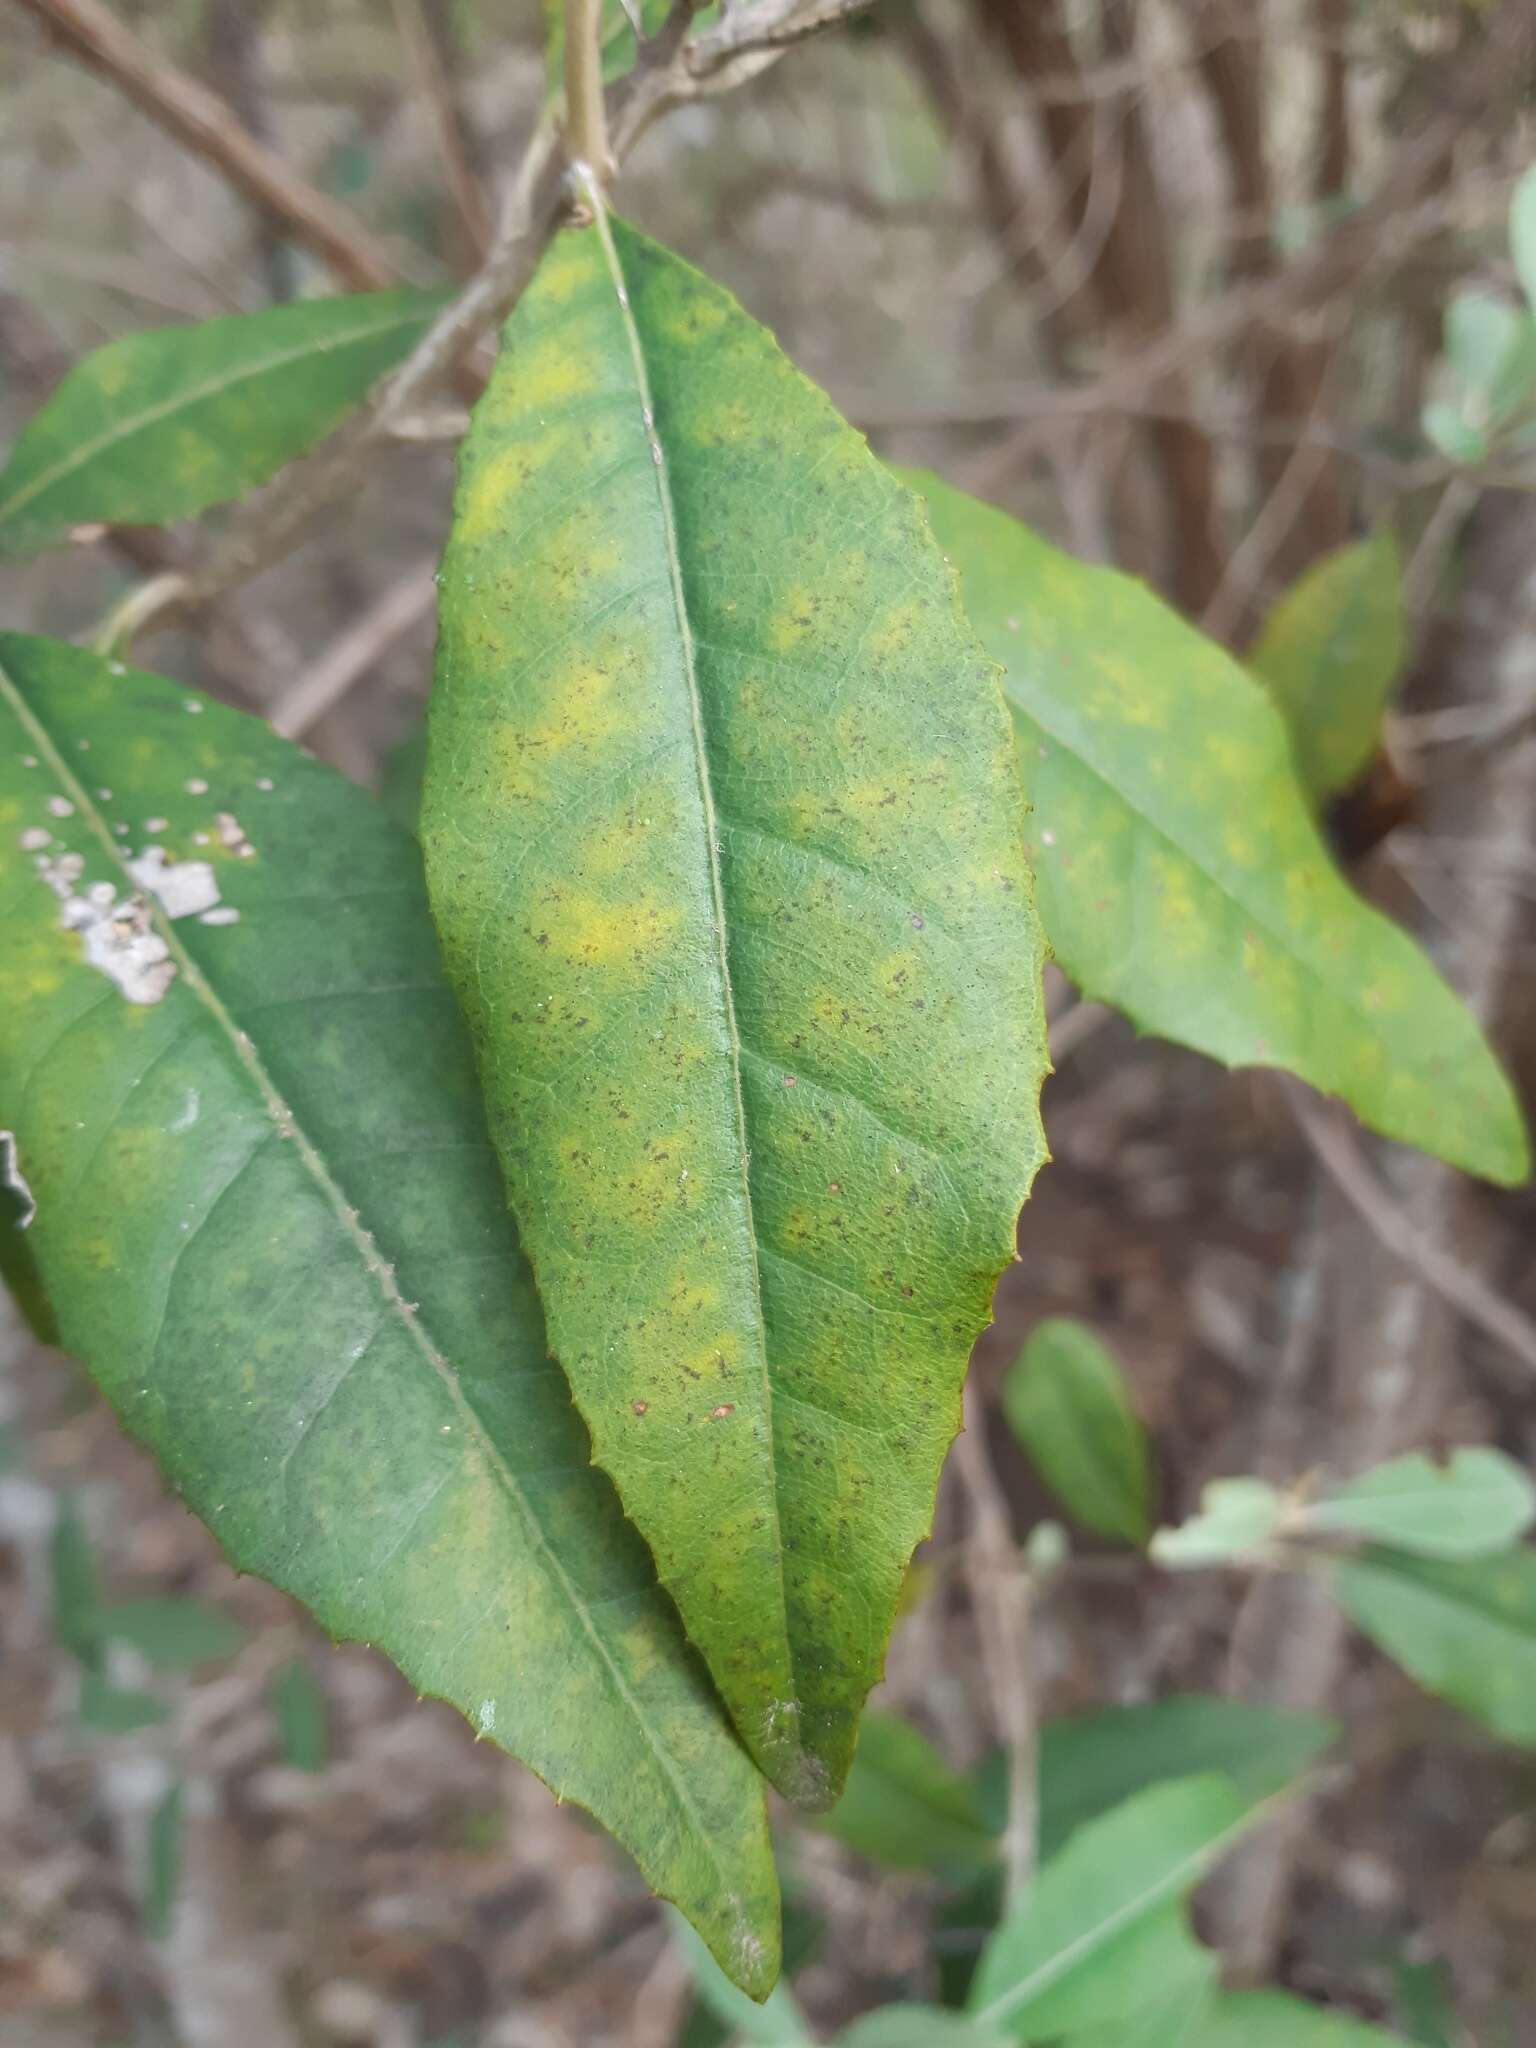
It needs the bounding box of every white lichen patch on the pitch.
[199,906,240,927]
[184,777,209,796]
[34,847,177,1007]
[46,797,74,819]
[2,1130,36,1229]
[18,828,51,853]
[127,846,221,920]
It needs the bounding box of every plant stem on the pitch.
[564,0,611,179]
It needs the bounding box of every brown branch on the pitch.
[391,0,493,267]
[1281,1082,1536,1380]
[92,0,874,644]
[970,0,1226,615]
[10,0,399,292]
[1189,0,1348,614]
[952,1383,1039,1910]
[967,0,1536,501]
[1311,0,1351,202]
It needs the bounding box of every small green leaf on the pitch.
[838,2010,1014,2048]
[1001,1317,1151,1544]
[49,1493,100,1663]
[1512,165,1536,313]
[78,1671,168,1734]
[1248,530,1404,801]
[1392,1954,1456,2048]
[1149,1479,1282,1569]
[968,1777,1248,2039]
[0,290,449,555]
[272,1655,330,1772]
[426,220,1048,1805]
[0,633,778,1993]
[1027,1697,1336,1857]
[1333,1545,1536,1745]
[906,469,1529,1188]
[669,1909,815,2048]
[144,1778,184,1941]
[1184,1990,1411,2045]
[814,1712,996,1874]
[1303,1448,1536,1560]
[88,1597,247,1670]
[1443,291,1523,399]
[1420,401,1488,467]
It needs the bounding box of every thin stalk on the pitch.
[564,0,611,179]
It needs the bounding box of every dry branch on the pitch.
[10,0,400,292]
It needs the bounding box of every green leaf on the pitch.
[1026,1697,1336,1858]
[1443,291,1523,399]
[0,290,448,555]
[1512,165,1536,313]
[272,1655,330,1772]
[814,1711,996,1874]
[1333,1545,1536,1745]
[424,219,1048,1806]
[1420,401,1488,467]
[378,726,427,836]
[683,1901,824,2048]
[78,1671,169,1734]
[1248,530,1404,801]
[1392,1955,1456,2048]
[1302,1448,1536,1560]
[1059,1977,1221,2047]
[906,469,1528,1188]
[1001,1317,1151,1544]
[669,1909,815,2048]
[144,1778,184,1940]
[0,633,778,1995]
[88,1597,247,1669]
[968,1777,1246,2039]
[838,2010,1014,2048]
[1184,1990,1410,2045]
[1149,1478,1283,1569]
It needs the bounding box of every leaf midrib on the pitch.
[972,1794,1256,2028]
[582,193,797,1718]
[0,648,738,1893]
[0,299,433,531]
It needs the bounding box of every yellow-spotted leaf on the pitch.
[0,290,448,555]
[907,472,1527,1188]
[1248,530,1404,801]
[0,634,778,1994]
[425,213,1049,1806]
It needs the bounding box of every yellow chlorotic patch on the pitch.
[768,588,818,653]
[553,896,681,975]
[689,396,756,448]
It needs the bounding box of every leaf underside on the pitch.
[907,472,1528,1188]
[0,635,777,1995]
[425,218,1049,1804]
[0,289,448,555]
